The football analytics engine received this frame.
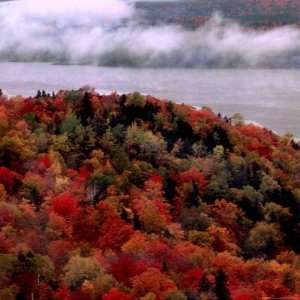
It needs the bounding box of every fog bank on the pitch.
[0,0,300,68]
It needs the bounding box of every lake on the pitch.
[1,62,300,136]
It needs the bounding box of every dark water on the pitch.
[1,62,300,136]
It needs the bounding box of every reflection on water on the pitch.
[1,62,300,136]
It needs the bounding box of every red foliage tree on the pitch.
[180,267,204,290]
[188,108,218,129]
[233,292,255,300]
[255,279,290,298]
[110,255,147,286]
[239,124,278,159]
[179,167,207,191]
[0,206,15,227]
[72,207,100,244]
[0,167,21,192]
[131,267,176,299]
[0,233,13,253]
[53,287,71,300]
[37,154,52,170]
[51,192,80,219]
[48,240,73,269]
[98,216,134,251]
[103,288,134,300]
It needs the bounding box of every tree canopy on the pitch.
[0,89,300,299]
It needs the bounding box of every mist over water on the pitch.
[1,0,300,68]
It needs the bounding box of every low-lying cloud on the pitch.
[1,0,300,68]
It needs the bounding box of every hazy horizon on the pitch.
[0,0,300,68]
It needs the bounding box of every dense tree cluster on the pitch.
[0,89,300,299]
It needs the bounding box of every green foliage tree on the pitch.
[164,290,187,300]
[230,113,244,127]
[15,252,54,282]
[245,222,283,257]
[0,254,17,284]
[259,174,281,200]
[232,185,264,220]
[126,92,146,108]
[125,124,166,164]
[63,255,102,289]
[264,202,292,224]
[60,112,82,135]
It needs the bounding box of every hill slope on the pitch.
[1,90,300,299]
[136,0,300,27]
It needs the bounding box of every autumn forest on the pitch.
[1,89,300,300]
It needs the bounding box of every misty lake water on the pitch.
[1,62,300,136]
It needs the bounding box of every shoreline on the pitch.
[2,88,300,141]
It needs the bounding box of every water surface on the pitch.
[1,62,300,136]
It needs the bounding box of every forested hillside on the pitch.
[136,0,300,27]
[1,89,300,299]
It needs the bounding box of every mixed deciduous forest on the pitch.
[1,89,300,299]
